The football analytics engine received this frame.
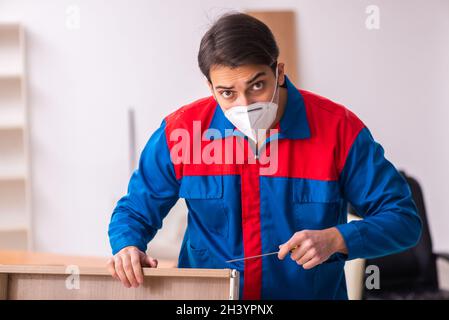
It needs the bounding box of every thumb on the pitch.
[278,243,290,260]
[278,243,297,260]
[141,253,158,268]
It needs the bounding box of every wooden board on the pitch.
[0,264,239,300]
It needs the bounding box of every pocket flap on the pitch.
[292,179,340,203]
[179,175,223,199]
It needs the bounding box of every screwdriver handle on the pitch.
[279,244,298,253]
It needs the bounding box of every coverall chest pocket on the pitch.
[179,175,228,236]
[292,179,341,230]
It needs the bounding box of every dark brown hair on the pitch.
[198,12,279,82]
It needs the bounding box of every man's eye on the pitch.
[221,91,233,99]
[252,81,264,91]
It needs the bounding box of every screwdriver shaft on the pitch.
[226,251,279,263]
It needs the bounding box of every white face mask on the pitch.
[222,65,280,142]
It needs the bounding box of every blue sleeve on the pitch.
[335,127,423,260]
[108,119,180,255]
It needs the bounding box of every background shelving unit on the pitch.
[0,23,32,250]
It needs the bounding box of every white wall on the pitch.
[0,0,447,258]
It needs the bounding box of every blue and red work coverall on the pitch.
[108,75,422,299]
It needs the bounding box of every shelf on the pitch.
[0,227,28,233]
[0,167,26,181]
[0,116,25,130]
[0,172,26,181]
[0,121,24,130]
[0,73,22,80]
[0,23,22,30]
[0,114,25,129]
[0,23,30,251]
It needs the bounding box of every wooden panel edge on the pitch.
[0,264,233,278]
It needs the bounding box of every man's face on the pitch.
[208,63,284,110]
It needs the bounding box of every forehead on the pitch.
[209,64,270,87]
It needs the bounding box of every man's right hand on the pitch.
[107,246,158,288]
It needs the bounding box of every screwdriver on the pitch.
[226,245,298,263]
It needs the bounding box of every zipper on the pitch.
[255,141,259,159]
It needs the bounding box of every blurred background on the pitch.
[0,0,448,299]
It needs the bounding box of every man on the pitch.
[107,12,422,299]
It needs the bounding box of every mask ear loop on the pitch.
[269,63,280,104]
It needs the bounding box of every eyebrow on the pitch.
[214,71,266,90]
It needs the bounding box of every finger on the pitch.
[141,254,151,267]
[121,255,139,288]
[277,239,297,260]
[107,258,118,280]
[302,257,321,270]
[114,256,131,288]
[143,255,158,268]
[277,243,291,260]
[278,233,305,260]
[290,242,310,261]
[130,252,144,285]
[278,244,299,260]
[296,248,315,266]
[151,258,158,268]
